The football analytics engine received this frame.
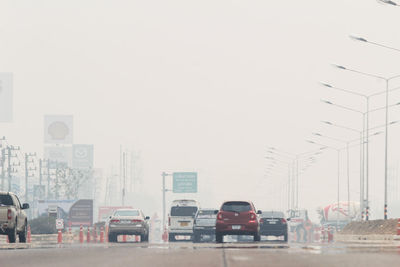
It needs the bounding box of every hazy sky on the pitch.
[1,1,400,221]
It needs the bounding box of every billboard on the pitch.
[44,115,73,144]
[68,199,93,226]
[0,73,13,122]
[72,144,94,169]
[173,172,198,193]
[44,146,72,167]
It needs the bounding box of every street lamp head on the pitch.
[321,121,332,125]
[321,99,333,105]
[390,120,400,125]
[306,140,315,144]
[378,0,398,6]
[373,131,383,136]
[312,132,322,136]
[320,82,333,88]
[331,64,347,70]
[349,35,368,43]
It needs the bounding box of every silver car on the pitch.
[107,209,150,242]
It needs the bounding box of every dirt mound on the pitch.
[340,219,398,235]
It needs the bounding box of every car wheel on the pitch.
[108,233,116,243]
[8,227,17,243]
[193,232,201,243]
[168,234,175,242]
[283,233,288,242]
[141,234,149,242]
[253,233,261,242]
[18,223,27,243]
[216,233,223,243]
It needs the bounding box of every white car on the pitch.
[0,192,29,243]
[107,209,150,242]
[168,200,200,242]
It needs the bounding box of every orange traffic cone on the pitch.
[100,227,104,243]
[79,225,84,243]
[135,235,140,242]
[57,229,62,244]
[87,227,91,243]
[27,225,31,243]
[122,235,127,242]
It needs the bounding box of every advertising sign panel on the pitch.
[44,115,73,144]
[173,172,197,193]
[44,146,72,167]
[68,199,93,226]
[72,144,94,169]
[0,73,13,122]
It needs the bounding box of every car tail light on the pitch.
[132,219,143,223]
[250,212,256,220]
[110,219,120,223]
[217,212,223,220]
[7,209,11,220]
[281,218,287,224]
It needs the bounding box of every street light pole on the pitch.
[332,65,400,219]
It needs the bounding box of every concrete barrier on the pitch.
[335,234,398,243]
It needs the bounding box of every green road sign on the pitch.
[173,172,197,193]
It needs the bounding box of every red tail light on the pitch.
[132,219,142,223]
[7,209,11,220]
[281,218,287,224]
[217,212,223,220]
[110,219,120,223]
[168,217,171,226]
[250,212,256,220]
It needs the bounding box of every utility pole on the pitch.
[7,146,20,192]
[161,172,171,234]
[122,152,126,206]
[24,153,36,202]
[47,160,51,199]
[1,148,5,191]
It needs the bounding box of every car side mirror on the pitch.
[214,210,219,214]
[145,216,150,220]
[22,203,29,210]
[257,210,262,215]
[286,218,291,221]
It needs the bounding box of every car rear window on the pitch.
[262,211,284,218]
[171,206,198,217]
[114,210,140,216]
[197,210,216,217]
[0,195,13,206]
[221,202,252,212]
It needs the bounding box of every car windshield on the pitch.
[197,210,216,218]
[262,211,284,218]
[114,210,140,217]
[0,195,13,206]
[221,202,251,212]
[171,206,198,217]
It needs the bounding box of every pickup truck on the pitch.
[0,192,29,243]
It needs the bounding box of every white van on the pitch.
[168,199,200,242]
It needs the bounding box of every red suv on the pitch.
[215,201,261,243]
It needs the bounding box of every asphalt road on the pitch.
[0,241,400,267]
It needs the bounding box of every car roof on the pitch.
[114,208,141,212]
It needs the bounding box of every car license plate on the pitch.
[121,220,131,224]
[180,222,188,227]
[232,225,241,230]
[269,221,277,224]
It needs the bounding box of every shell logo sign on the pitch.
[44,115,73,144]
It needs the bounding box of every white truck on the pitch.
[317,201,360,230]
[168,199,200,242]
[0,192,29,243]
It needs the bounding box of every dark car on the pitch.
[193,209,218,242]
[259,211,289,242]
[215,201,261,243]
